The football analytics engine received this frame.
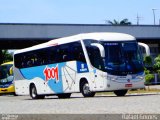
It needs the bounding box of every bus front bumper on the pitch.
[0,85,15,94]
[104,78,145,91]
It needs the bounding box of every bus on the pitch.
[0,62,15,95]
[13,32,150,99]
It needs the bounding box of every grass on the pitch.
[96,87,160,96]
[128,88,160,94]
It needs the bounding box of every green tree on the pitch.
[107,18,132,25]
[143,55,153,68]
[143,56,154,85]
[0,50,13,64]
[154,55,160,73]
[144,68,154,84]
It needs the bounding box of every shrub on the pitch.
[145,74,154,85]
[144,56,152,67]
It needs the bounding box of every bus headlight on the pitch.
[136,76,144,80]
[107,75,118,81]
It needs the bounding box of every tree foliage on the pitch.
[143,56,153,84]
[144,55,160,84]
[0,50,13,64]
[143,55,152,68]
[145,73,154,84]
[107,18,132,25]
[154,55,160,72]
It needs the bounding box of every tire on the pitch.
[114,90,128,96]
[30,85,45,99]
[13,92,18,96]
[57,93,71,99]
[80,81,95,97]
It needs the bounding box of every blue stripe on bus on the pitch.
[20,63,66,93]
[19,61,89,93]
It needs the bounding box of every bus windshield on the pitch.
[84,40,144,75]
[102,42,143,75]
[0,64,13,85]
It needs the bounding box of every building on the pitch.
[0,23,160,58]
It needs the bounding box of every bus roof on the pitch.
[1,61,13,66]
[14,32,136,54]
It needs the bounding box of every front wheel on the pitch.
[80,81,95,97]
[30,85,45,99]
[114,90,128,96]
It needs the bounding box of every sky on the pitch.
[0,0,160,25]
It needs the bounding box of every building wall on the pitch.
[0,23,160,39]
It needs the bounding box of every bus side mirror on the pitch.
[9,66,13,75]
[91,43,105,58]
[138,42,150,56]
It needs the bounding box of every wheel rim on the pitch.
[31,87,36,98]
[83,83,91,95]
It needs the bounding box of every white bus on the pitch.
[13,32,150,99]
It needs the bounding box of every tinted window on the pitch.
[84,40,104,70]
[14,41,86,68]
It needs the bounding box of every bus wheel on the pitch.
[57,93,71,99]
[13,92,18,96]
[114,90,128,96]
[80,81,95,97]
[30,85,45,99]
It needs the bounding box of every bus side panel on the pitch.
[91,69,105,91]
[74,61,96,92]
[61,61,77,93]
[14,68,30,95]
[29,77,54,95]
[56,61,99,93]
[75,73,94,92]
[14,61,79,95]
[16,63,65,95]
[14,80,30,95]
[14,61,100,95]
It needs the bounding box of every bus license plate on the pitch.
[125,84,132,87]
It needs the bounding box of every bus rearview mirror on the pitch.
[138,42,150,56]
[91,43,105,58]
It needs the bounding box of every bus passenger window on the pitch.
[27,60,33,67]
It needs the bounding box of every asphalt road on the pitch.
[0,93,160,114]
